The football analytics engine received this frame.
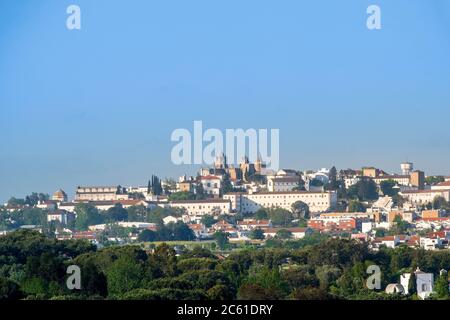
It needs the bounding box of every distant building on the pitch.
[47,210,75,225]
[36,200,57,211]
[431,181,450,191]
[410,171,425,190]
[262,227,311,240]
[224,191,337,214]
[401,162,414,175]
[362,167,381,178]
[267,176,300,192]
[198,175,222,196]
[400,189,450,205]
[75,186,130,202]
[415,268,434,300]
[169,199,232,216]
[52,189,68,202]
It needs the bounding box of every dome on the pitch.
[385,284,405,294]
[52,189,67,201]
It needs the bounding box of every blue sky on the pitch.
[1,0,450,201]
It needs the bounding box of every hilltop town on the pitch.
[2,158,450,252]
[1,158,450,300]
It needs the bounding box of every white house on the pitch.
[198,175,222,196]
[163,215,181,225]
[47,210,75,225]
[262,227,310,240]
[400,189,450,205]
[415,268,434,300]
[224,191,337,214]
[169,199,232,216]
[267,176,300,193]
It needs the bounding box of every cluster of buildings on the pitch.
[2,159,450,251]
[384,268,447,300]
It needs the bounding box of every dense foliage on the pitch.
[1,230,449,300]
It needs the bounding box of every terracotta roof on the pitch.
[435,181,450,187]
[263,227,308,233]
[375,175,409,180]
[377,236,397,241]
[237,220,271,226]
[401,189,450,194]
[171,199,230,204]
[199,175,221,180]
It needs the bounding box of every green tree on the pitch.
[0,277,23,300]
[434,271,449,299]
[291,201,310,220]
[149,175,163,195]
[106,204,128,222]
[214,232,229,250]
[380,180,399,197]
[254,208,269,220]
[107,256,145,297]
[238,265,288,300]
[201,215,216,228]
[347,177,379,201]
[348,200,366,213]
[127,205,147,222]
[275,229,292,240]
[221,174,234,195]
[75,203,103,231]
[432,196,448,210]
[293,178,306,191]
[269,208,293,227]
[138,229,157,242]
[326,166,340,191]
[249,228,265,240]
[195,183,205,200]
[7,197,26,206]
[391,216,410,235]
[425,176,445,186]
[168,191,196,201]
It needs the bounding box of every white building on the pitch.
[52,189,68,202]
[267,176,300,192]
[75,186,130,201]
[198,175,222,196]
[373,175,410,187]
[344,176,361,189]
[420,235,444,251]
[237,219,272,231]
[88,222,157,231]
[188,224,211,239]
[58,202,77,212]
[163,215,181,225]
[47,210,75,225]
[400,189,450,205]
[36,201,57,211]
[126,186,149,195]
[224,191,337,214]
[169,199,232,216]
[431,181,450,191]
[262,227,310,240]
[415,268,434,300]
[306,168,330,184]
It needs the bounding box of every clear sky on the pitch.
[1,0,450,201]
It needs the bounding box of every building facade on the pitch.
[224,191,337,214]
[75,186,130,201]
[169,199,232,216]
